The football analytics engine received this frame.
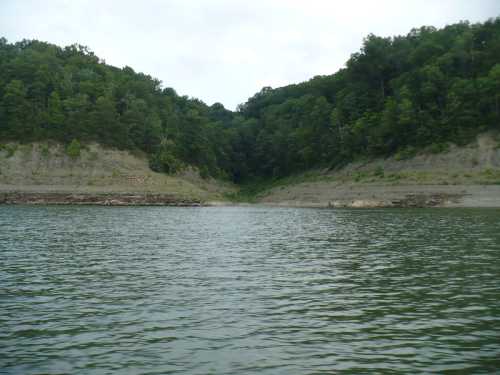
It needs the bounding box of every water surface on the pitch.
[1,206,500,374]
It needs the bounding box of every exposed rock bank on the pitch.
[0,191,201,206]
[0,142,235,205]
[258,133,500,208]
[2,135,500,208]
[261,185,500,208]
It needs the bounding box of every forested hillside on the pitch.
[0,39,236,178]
[1,18,499,183]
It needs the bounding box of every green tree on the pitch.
[63,94,91,141]
[46,91,65,139]
[66,138,81,158]
[1,80,32,138]
[488,64,500,119]
[91,94,125,148]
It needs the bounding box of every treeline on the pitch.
[1,18,500,182]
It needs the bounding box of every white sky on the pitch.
[1,0,499,109]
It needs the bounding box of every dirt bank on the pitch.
[260,184,500,208]
[2,135,500,208]
[258,133,500,208]
[0,142,235,204]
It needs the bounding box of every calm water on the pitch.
[1,206,500,374]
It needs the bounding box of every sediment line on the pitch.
[0,192,202,206]
[325,192,466,208]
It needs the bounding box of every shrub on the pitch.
[395,146,417,161]
[387,173,401,181]
[199,166,210,179]
[149,148,182,174]
[66,139,81,159]
[373,166,385,178]
[428,142,449,154]
[482,169,500,179]
[40,144,50,158]
[0,144,18,158]
[353,171,368,182]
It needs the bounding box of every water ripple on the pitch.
[1,206,500,374]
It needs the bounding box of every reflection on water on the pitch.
[1,206,500,374]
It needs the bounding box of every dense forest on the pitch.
[1,18,499,182]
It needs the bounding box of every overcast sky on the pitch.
[1,1,499,109]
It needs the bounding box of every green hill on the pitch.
[1,17,500,204]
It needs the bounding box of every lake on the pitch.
[1,206,500,374]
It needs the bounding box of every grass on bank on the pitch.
[224,171,338,202]
[224,166,500,202]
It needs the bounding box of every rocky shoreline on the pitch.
[259,184,500,208]
[0,192,202,206]
[1,186,499,208]
[325,192,465,208]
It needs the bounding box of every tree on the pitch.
[46,91,65,139]
[1,80,32,139]
[1,18,499,181]
[91,94,125,148]
[488,64,500,119]
[63,94,91,142]
[66,138,81,158]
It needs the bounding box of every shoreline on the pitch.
[0,191,202,206]
[2,184,500,208]
[258,184,500,209]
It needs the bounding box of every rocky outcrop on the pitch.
[325,192,465,208]
[0,192,202,206]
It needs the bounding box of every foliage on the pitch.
[0,39,233,178]
[1,18,499,182]
[66,139,81,158]
[0,143,17,158]
[233,18,500,181]
[373,166,385,178]
[149,141,182,174]
[427,142,450,154]
[40,143,50,157]
[395,146,417,161]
